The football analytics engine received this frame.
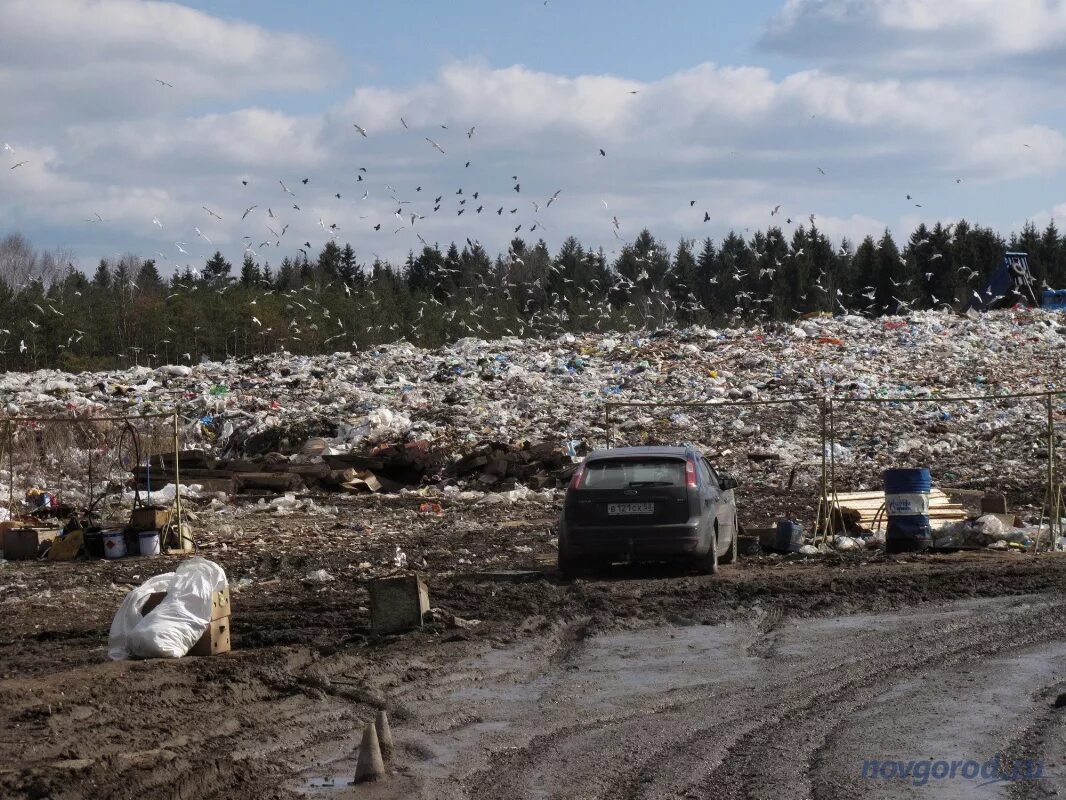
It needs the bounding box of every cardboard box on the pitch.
[143,589,232,656]
[1,527,59,560]
[210,587,231,621]
[128,507,173,533]
[188,617,231,656]
[370,574,430,634]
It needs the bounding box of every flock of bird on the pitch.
[4,64,1039,363]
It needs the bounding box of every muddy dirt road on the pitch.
[339,595,1066,800]
[2,497,1065,799]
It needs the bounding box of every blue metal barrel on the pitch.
[884,468,932,553]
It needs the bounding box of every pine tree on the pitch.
[239,254,261,286]
[203,251,232,283]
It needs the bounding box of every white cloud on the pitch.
[3,2,1066,273]
[0,0,333,131]
[763,0,1066,73]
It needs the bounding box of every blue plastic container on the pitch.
[1042,290,1066,311]
[884,468,932,553]
[775,519,804,553]
[884,468,932,494]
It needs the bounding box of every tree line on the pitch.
[0,218,1063,371]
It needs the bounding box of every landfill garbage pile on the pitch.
[0,307,1063,501]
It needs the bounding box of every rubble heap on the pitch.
[0,308,1062,497]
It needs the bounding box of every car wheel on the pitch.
[719,518,738,565]
[697,525,719,575]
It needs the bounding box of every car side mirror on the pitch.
[719,475,738,491]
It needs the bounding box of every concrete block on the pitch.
[980,493,1008,514]
[370,574,430,634]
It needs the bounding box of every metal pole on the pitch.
[1046,391,1056,552]
[820,396,829,539]
[173,410,182,542]
[7,423,14,519]
[829,396,837,517]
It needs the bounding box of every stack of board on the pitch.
[827,488,967,531]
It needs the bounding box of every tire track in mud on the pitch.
[1002,682,1066,800]
[454,597,1066,800]
[700,600,1066,800]
[462,608,973,798]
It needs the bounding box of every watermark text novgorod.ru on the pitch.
[861,756,1044,787]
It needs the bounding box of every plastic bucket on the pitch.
[103,531,127,559]
[138,531,161,557]
[84,530,105,558]
[884,468,932,553]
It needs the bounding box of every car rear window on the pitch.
[580,458,686,489]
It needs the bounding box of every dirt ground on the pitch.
[2,492,1065,799]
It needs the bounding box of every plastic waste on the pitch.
[108,557,227,660]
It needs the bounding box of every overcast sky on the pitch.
[3,0,1066,274]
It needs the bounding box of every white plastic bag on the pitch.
[107,573,173,661]
[108,558,227,660]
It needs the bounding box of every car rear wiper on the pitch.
[627,481,676,487]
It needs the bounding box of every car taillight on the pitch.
[568,463,585,489]
[685,458,698,488]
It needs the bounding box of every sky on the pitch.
[4,0,1066,275]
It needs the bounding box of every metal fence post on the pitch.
[173,410,183,534]
[1046,391,1056,552]
[820,396,829,539]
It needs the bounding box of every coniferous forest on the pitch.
[1,217,1062,371]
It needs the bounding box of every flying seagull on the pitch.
[202,206,222,220]
[426,137,446,155]
[353,124,368,137]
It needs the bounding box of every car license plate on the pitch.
[607,502,654,515]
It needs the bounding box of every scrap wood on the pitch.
[823,488,969,530]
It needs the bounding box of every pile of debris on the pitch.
[131,440,573,496]
[447,441,572,489]
[0,308,1063,505]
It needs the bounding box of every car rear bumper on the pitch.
[562,521,707,560]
